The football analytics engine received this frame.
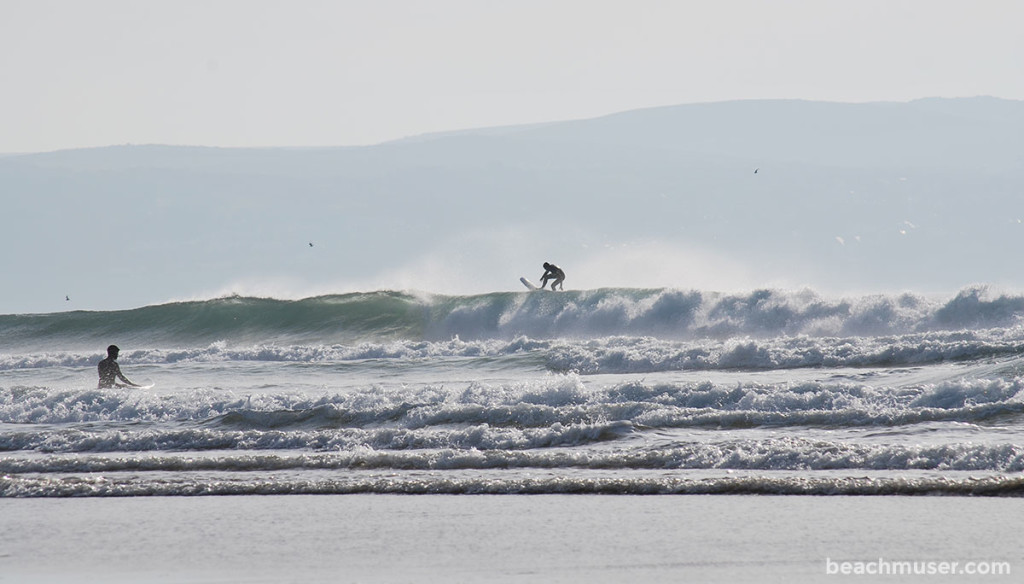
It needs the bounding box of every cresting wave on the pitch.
[4,286,1024,349]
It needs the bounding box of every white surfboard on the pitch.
[520,277,539,291]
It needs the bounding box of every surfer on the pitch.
[540,262,565,291]
[97,345,141,389]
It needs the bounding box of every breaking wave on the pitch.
[4,286,1024,350]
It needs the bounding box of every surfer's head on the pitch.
[543,262,551,269]
[107,345,120,357]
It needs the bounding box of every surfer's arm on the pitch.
[118,376,140,388]
[114,364,140,387]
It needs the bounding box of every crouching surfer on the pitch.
[98,344,141,388]
[540,262,565,291]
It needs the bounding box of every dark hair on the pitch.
[107,345,120,355]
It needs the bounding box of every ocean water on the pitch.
[2,285,1024,498]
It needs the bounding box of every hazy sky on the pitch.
[3,0,1023,153]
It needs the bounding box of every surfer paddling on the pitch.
[540,262,565,291]
[97,344,141,389]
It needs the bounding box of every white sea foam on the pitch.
[4,325,1024,375]
[2,376,1020,449]
[4,471,1023,497]
[3,437,1023,475]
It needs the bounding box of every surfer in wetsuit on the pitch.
[97,345,140,389]
[540,262,565,291]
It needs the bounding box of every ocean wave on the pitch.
[3,472,1022,497]
[5,286,1024,348]
[3,377,1020,448]
[4,438,1023,474]
[4,327,1024,375]
[546,330,1024,373]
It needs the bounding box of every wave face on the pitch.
[4,286,1024,350]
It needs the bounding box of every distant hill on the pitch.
[2,97,1023,313]
[12,97,1024,172]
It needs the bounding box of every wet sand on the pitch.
[1,494,1021,583]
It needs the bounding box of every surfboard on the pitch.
[520,277,539,291]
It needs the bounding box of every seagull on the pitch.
[754,168,759,174]
[65,295,70,301]
[308,242,314,248]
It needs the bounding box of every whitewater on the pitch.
[2,285,1024,498]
